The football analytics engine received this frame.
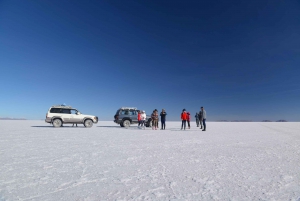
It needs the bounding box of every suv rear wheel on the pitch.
[53,119,62,128]
[84,119,93,128]
[123,120,130,128]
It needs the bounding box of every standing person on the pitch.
[187,112,191,129]
[137,110,141,128]
[140,110,146,129]
[195,112,199,127]
[181,109,187,130]
[160,109,167,130]
[154,109,159,128]
[201,107,206,131]
[151,110,159,130]
[198,108,203,129]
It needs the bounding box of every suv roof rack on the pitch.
[120,107,137,110]
[52,105,73,109]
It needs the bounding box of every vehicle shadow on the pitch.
[31,126,53,128]
[31,126,85,128]
[97,126,120,128]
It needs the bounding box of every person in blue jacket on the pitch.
[160,109,167,130]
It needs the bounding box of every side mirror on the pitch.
[77,112,81,115]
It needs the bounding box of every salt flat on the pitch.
[0,120,300,201]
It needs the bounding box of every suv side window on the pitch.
[70,110,77,114]
[129,110,136,115]
[61,109,71,114]
[50,108,61,113]
[121,110,129,115]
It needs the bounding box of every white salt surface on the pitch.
[0,120,300,201]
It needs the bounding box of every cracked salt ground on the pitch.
[0,121,300,200]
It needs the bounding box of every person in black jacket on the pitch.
[160,109,167,130]
[198,109,203,129]
[195,112,199,127]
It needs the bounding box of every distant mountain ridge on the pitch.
[0,117,27,120]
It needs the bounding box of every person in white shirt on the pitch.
[140,110,146,129]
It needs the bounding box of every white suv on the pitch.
[45,105,98,128]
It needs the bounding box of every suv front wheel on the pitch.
[84,119,93,128]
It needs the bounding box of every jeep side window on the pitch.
[129,110,135,115]
[124,110,129,115]
[50,108,60,113]
[61,109,71,114]
[70,110,77,114]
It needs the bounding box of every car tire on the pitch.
[123,120,130,128]
[84,119,93,128]
[120,123,124,127]
[53,119,62,128]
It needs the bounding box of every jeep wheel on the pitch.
[84,119,93,128]
[53,119,62,128]
[123,120,130,128]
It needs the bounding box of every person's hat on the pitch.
[182,108,186,111]
[142,110,145,113]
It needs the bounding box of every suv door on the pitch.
[60,109,71,122]
[130,110,138,123]
[69,109,82,123]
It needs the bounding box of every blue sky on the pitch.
[0,0,300,121]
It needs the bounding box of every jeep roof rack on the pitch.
[120,107,137,110]
[52,105,73,109]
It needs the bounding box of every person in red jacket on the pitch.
[186,112,191,129]
[137,110,142,128]
[181,109,187,130]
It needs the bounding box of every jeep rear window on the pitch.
[50,108,61,113]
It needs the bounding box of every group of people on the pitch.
[137,107,206,131]
[194,107,206,130]
[138,109,167,130]
[181,106,206,131]
[150,109,167,130]
[137,110,147,129]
